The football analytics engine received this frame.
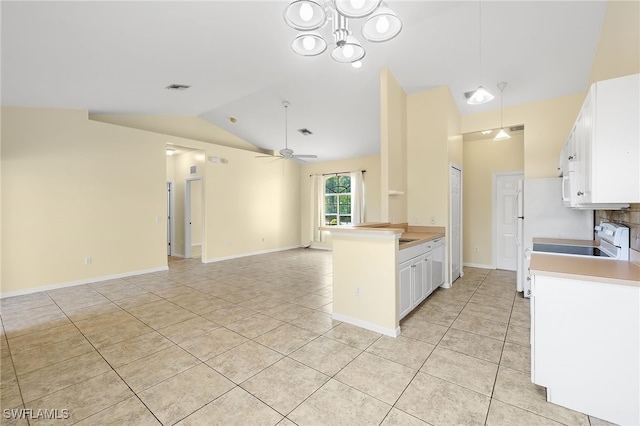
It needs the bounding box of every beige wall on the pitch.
[2,108,167,294]
[588,0,640,85]
[380,68,408,224]
[407,86,461,227]
[462,133,525,266]
[461,94,584,179]
[300,154,381,250]
[1,108,301,296]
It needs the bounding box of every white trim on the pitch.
[331,312,401,338]
[203,245,302,263]
[184,176,204,261]
[0,266,169,299]
[463,262,494,270]
[449,163,463,283]
[167,180,175,256]
[309,244,332,251]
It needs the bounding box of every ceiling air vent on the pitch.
[298,128,313,136]
[165,84,191,91]
[510,125,524,132]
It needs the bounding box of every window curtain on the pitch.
[309,174,324,243]
[350,171,365,224]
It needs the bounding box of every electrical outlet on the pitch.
[84,257,92,265]
[430,216,436,224]
[261,237,265,243]
[475,247,479,252]
[355,287,361,296]
[415,216,420,224]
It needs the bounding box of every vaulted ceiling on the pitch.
[1,1,608,161]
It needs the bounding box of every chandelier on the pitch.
[284,0,402,66]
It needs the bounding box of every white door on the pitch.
[185,177,203,260]
[495,172,523,270]
[450,165,462,282]
[167,182,173,256]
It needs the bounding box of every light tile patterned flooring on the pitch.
[0,249,611,425]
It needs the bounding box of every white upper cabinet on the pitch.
[561,73,639,209]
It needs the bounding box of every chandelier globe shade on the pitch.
[292,32,327,56]
[361,3,402,42]
[334,0,382,18]
[330,35,365,62]
[284,0,327,31]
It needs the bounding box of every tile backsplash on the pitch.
[596,204,640,251]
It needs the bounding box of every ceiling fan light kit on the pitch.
[261,101,318,162]
[284,0,402,65]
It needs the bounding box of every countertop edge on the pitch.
[530,253,640,288]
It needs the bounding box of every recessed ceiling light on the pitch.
[166,148,176,156]
[165,84,191,91]
[481,130,492,135]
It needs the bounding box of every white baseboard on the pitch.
[463,262,494,270]
[0,266,169,299]
[203,245,302,263]
[331,312,400,338]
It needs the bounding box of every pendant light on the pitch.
[494,82,511,141]
[467,1,493,105]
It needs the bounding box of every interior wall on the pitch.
[461,93,584,180]
[2,108,167,295]
[462,133,525,267]
[1,107,302,296]
[407,86,456,227]
[300,154,381,250]
[380,67,408,224]
[588,0,639,86]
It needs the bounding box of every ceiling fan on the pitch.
[259,101,318,162]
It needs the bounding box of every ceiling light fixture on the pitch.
[494,82,511,141]
[284,0,402,65]
[466,1,493,105]
[166,148,176,156]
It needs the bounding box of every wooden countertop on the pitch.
[530,253,640,288]
[319,223,445,248]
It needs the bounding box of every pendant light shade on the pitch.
[334,0,382,18]
[494,82,511,141]
[284,0,327,31]
[361,3,402,42]
[494,128,511,141]
[467,86,494,105]
[330,35,365,62]
[291,32,327,56]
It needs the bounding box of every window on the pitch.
[324,175,351,225]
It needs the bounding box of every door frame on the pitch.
[167,181,175,256]
[492,171,524,270]
[184,176,203,260]
[449,163,463,286]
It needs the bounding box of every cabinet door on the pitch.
[411,254,426,306]
[398,260,413,319]
[431,241,444,291]
[422,251,433,297]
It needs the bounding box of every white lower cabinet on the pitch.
[530,274,639,425]
[399,241,442,320]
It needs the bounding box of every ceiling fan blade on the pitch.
[255,155,275,158]
[293,155,318,159]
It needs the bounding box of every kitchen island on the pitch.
[529,251,640,425]
[322,223,444,337]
